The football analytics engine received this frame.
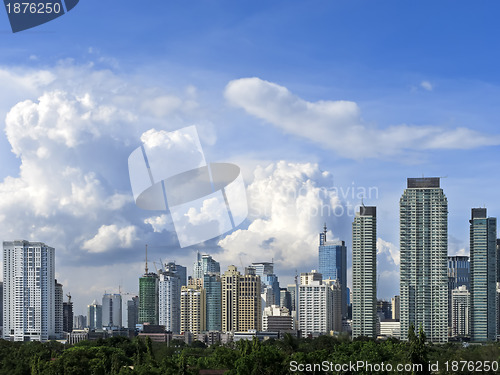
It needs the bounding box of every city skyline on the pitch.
[0,1,500,320]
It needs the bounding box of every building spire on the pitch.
[145,244,148,274]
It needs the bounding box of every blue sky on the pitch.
[0,1,499,316]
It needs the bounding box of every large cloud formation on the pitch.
[225,77,500,159]
[0,63,205,314]
[217,161,345,273]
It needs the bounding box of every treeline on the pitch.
[0,330,499,374]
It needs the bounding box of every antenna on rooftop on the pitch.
[145,244,148,274]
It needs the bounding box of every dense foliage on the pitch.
[0,332,499,374]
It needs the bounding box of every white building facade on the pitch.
[159,271,181,333]
[3,240,56,342]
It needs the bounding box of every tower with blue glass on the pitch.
[470,208,497,342]
[318,224,347,318]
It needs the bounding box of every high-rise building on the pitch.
[391,295,400,321]
[400,177,448,343]
[318,225,347,318]
[447,255,470,328]
[159,267,181,333]
[127,296,139,330]
[324,279,343,332]
[204,273,222,331]
[102,293,122,328]
[63,301,73,333]
[238,267,262,332]
[193,252,220,279]
[55,281,64,339]
[298,280,332,337]
[87,300,102,331]
[3,240,56,342]
[451,285,470,337]
[139,273,158,325]
[221,266,261,332]
[0,281,3,333]
[497,240,500,284]
[180,284,206,334]
[469,208,497,342]
[352,206,377,339]
[222,266,239,332]
[497,282,500,336]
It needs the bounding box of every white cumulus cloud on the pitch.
[217,161,343,271]
[82,224,139,253]
[225,77,500,159]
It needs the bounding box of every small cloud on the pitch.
[82,224,139,253]
[29,55,38,61]
[420,80,433,91]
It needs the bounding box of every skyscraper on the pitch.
[204,273,222,331]
[3,240,56,342]
[139,248,158,325]
[298,279,332,337]
[497,239,500,284]
[0,281,3,334]
[63,301,73,333]
[238,267,262,332]
[469,208,497,342]
[102,293,122,328]
[193,252,220,279]
[221,266,261,332]
[139,273,158,325]
[127,296,139,330]
[88,300,102,331]
[352,206,377,339]
[318,225,347,318]
[55,281,64,339]
[158,266,181,333]
[180,284,206,334]
[400,177,448,343]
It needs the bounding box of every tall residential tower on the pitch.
[469,208,497,342]
[352,206,377,339]
[400,178,448,343]
[3,241,56,342]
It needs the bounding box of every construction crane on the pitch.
[66,293,72,304]
[118,285,138,298]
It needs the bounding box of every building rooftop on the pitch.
[407,177,440,188]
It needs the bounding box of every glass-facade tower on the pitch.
[203,273,222,331]
[318,225,347,318]
[469,208,497,342]
[400,177,448,343]
[139,273,158,324]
